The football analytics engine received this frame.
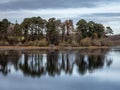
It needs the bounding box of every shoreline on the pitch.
[0,46,111,50]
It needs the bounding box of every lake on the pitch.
[0,47,120,90]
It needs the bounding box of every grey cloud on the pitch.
[0,0,118,11]
[83,13,120,18]
[92,13,120,17]
[79,13,120,24]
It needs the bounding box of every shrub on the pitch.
[59,41,68,47]
[24,39,48,46]
[15,42,23,46]
[59,43,66,47]
[80,37,91,47]
[100,38,112,46]
[37,39,48,47]
[91,39,101,46]
[26,41,34,46]
[0,41,9,46]
[71,41,79,47]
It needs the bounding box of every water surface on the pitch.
[0,48,120,90]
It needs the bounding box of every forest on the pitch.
[0,17,113,47]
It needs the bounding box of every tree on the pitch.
[61,23,66,42]
[87,21,96,38]
[14,23,22,36]
[106,26,113,35]
[0,19,10,40]
[21,17,46,42]
[76,19,87,38]
[63,20,74,43]
[21,18,31,41]
[13,23,22,42]
[64,20,74,36]
[46,18,61,45]
[94,23,105,38]
[30,17,46,40]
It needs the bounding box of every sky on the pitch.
[0,0,120,34]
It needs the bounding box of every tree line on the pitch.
[0,17,113,46]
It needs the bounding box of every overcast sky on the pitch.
[0,0,120,34]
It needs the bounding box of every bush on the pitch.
[79,38,113,47]
[80,37,91,47]
[34,39,48,47]
[100,38,112,46]
[59,41,69,47]
[0,41,9,46]
[59,43,66,47]
[91,39,101,46]
[26,41,34,46]
[71,41,79,47]
[24,39,48,46]
[15,42,23,46]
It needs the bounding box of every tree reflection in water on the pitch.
[0,49,113,77]
[0,50,21,75]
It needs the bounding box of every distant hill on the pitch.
[109,34,120,45]
[109,34,120,41]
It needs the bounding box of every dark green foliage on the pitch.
[94,23,105,38]
[46,18,61,45]
[76,20,106,39]
[21,17,46,41]
[76,19,88,38]
[0,19,10,40]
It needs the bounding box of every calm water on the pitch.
[0,48,120,90]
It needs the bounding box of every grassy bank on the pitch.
[0,46,110,51]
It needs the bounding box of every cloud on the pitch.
[89,13,120,17]
[0,0,95,11]
[0,0,119,11]
[0,0,120,34]
[1,3,120,20]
